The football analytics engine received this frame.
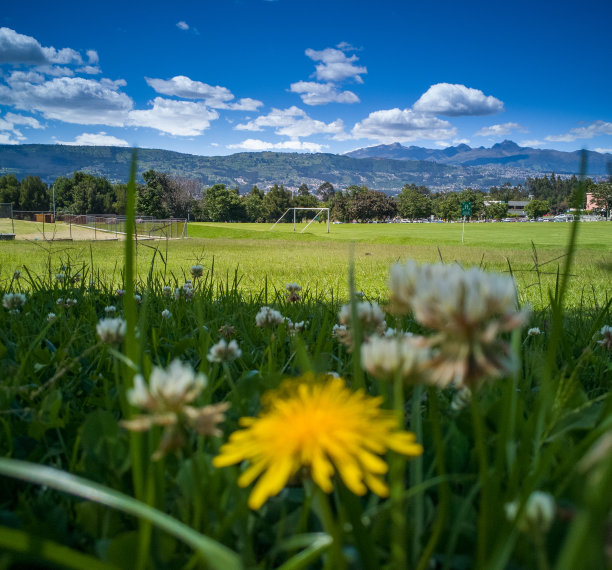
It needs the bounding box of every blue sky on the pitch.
[1,0,611,156]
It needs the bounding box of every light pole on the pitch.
[52,183,56,221]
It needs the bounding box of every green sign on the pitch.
[461,201,472,217]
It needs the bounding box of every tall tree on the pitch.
[138,170,170,218]
[396,184,432,220]
[19,176,49,211]
[0,174,20,206]
[262,184,292,222]
[317,182,335,202]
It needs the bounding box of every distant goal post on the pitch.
[269,207,330,233]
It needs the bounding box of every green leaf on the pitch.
[0,457,242,570]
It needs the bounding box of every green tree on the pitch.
[202,184,246,222]
[317,182,335,202]
[433,192,461,221]
[346,187,396,221]
[589,182,612,219]
[243,185,264,222]
[71,172,115,214]
[485,201,509,220]
[262,184,292,222]
[396,184,432,220]
[0,174,21,206]
[138,170,170,218]
[524,199,550,219]
[458,188,485,219]
[19,176,49,211]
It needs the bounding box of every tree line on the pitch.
[0,170,610,222]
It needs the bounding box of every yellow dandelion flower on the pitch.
[213,374,423,509]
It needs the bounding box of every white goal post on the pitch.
[269,207,330,233]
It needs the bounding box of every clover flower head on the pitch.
[286,319,306,336]
[55,273,65,282]
[255,306,284,328]
[116,288,126,297]
[72,273,81,284]
[389,261,528,389]
[505,491,555,534]
[162,285,172,297]
[64,298,77,308]
[213,374,423,509]
[47,312,57,323]
[190,264,204,278]
[527,327,541,336]
[207,339,242,363]
[336,301,387,348]
[13,270,20,279]
[361,334,431,383]
[218,324,236,339]
[332,323,349,344]
[161,309,172,320]
[104,305,116,314]
[134,294,142,304]
[450,386,472,412]
[89,280,96,288]
[122,360,224,460]
[96,317,127,344]
[598,325,612,350]
[3,292,26,311]
[285,282,302,302]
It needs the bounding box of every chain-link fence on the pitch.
[0,211,187,241]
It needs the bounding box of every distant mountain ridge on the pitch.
[345,140,611,175]
[0,142,608,194]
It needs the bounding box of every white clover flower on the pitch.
[184,280,193,289]
[89,279,96,288]
[190,264,204,278]
[104,305,117,314]
[162,286,172,297]
[64,298,77,308]
[286,282,302,293]
[336,301,387,348]
[134,294,142,304]
[13,270,20,279]
[527,327,541,336]
[96,317,127,344]
[598,325,612,350]
[72,273,81,284]
[116,289,126,297]
[286,319,306,336]
[354,291,365,300]
[56,297,63,305]
[161,309,172,319]
[55,273,65,282]
[255,306,284,328]
[505,491,555,534]
[47,312,57,323]
[450,386,472,412]
[2,293,26,311]
[389,261,528,389]
[361,335,431,383]
[207,339,242,363]
[127,359,207,412]
[285,282,302,302]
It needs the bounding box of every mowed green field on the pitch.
[0,220,610,308]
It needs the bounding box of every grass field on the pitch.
[0,221,609,309]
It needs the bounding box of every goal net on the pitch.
[269,207,330,233]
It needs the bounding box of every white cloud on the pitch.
[413,83,504,116]
[176,21,189,30]
[305,47,367,83]
[128,97,218,136]
[519,139,547,147]
[594,148,612,154]
[86,50,99,64]
[77,65,102,75]
[235,106,345,139]
[0,27,82,65]
[227,138,326,152]
[56,132,129,146]
[545,120,612,142]
[7,70,45,84]
[34,65,75,77]
[1,76,133,126]
[453,138,470,145]
[351,108,457,143]
[289,81,359,105]
[474,122,526,137]
[145,75,262,110]
[4,112,43,129]
[0,132,20,144]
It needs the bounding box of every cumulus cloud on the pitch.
[0,27,82,65]
[227,138,326,152]
[0,132,20,144]
[86,50,99,64]
[413,83,504,116]
[128,97,219,136]
[453,138,470,145]
[289,81,359,105]
[474,122,526,137]
[0,76,133,126]
[519,139,546,147]
[545,120,612,142]
[4,112,43,129]
[78,65,102,75]
[145,75,262,110]
[351,108,457,142]
[56,132,129,146]
[235,106,345,138]
[176,21,189,30]
[305,47,367,83]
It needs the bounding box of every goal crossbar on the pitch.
[269,207,330,233]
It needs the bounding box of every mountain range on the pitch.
[345,140,611,175]
[0,141,608,194]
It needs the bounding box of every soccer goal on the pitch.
[269,207,330,233]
